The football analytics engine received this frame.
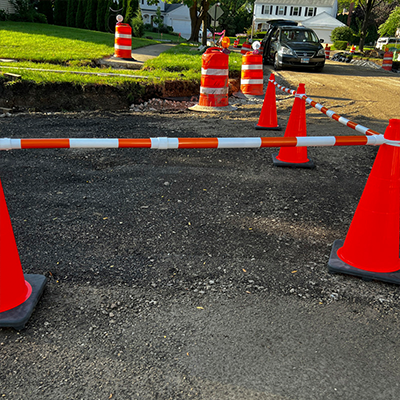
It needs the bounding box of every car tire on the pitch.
[273,53,281,70]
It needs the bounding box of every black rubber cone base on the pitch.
[272,153,315,169]
[328,239,400,285]
[255,123,281,131]
[110,56,137,62]
[0,274,47,330]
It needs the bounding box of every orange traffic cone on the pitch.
[255,73,281,130]
[0,178,46,329]
[272,83,315,168]
[328,119,400,284]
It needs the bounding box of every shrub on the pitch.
[9,0,48,23]
[0,10,8,21]
[334,40,348,50]
[253,31,266,39]
[131,9,144,37]
[159,25,173,34]
[36,0,53,24]
[331,26,354,43]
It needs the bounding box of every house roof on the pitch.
[301,11,345,27]
[165,3,184,13]
[255,0,336,6]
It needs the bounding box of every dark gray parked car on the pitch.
[262,22,325,72]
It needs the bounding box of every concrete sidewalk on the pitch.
[100,43,177,70]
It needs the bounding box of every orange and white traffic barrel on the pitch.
[114,16,132,59]
[382,51,393,71]
[240,51,263,98]
[233,39,239,48]
[189,47,236,112]
[241,42,252,55]
[350,45,356,54]
[324,44,331,59]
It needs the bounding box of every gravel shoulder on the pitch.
[0,62,400,400]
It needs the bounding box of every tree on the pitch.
[343,0,398,51]
[378,6,400,35]
[54,0,68,25]
[76,0,87,28]
[85,0,97,29]
[125,0,138,25]
[153,6,164,31]
[37,0,54,24]
[146,0,210,42]
[67,0,78,27]
[131,8,144,37]
[96,0,108,31]
[219,0,252,36]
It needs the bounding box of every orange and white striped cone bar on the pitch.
[272,80,381,136]
[189,47,236,112]
[240,52,264,99]
[0,134,387,151]
[328,119,400,284]
[0,179,46,330]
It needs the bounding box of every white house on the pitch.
[253,0,341,41]
[301,11,345,42]
[139,0,192,39]
[0,0,14,13]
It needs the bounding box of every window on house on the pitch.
[291,6,299,16]
[306,7,316,16]
[261,5,272,14]
[277,6,286,15]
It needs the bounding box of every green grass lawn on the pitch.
[0,22,242,86]
[0,21,157,63]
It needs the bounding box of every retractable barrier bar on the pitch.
[270,78,381,136]
[0,134,395,151]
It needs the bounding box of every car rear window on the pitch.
[281,29,319,43]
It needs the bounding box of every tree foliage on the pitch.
[125,0,139,24]
[131,8,145,37]
[84,0,97,30]
[331,26,355,42]
[67,0,78,27]
[341,0,399,50]
[153,6,164,29]
[75,0,87,28]
[36,0,54,24]
[54,0,68,25]
[378,6,400,36]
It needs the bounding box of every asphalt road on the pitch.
[0,61,400,399]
